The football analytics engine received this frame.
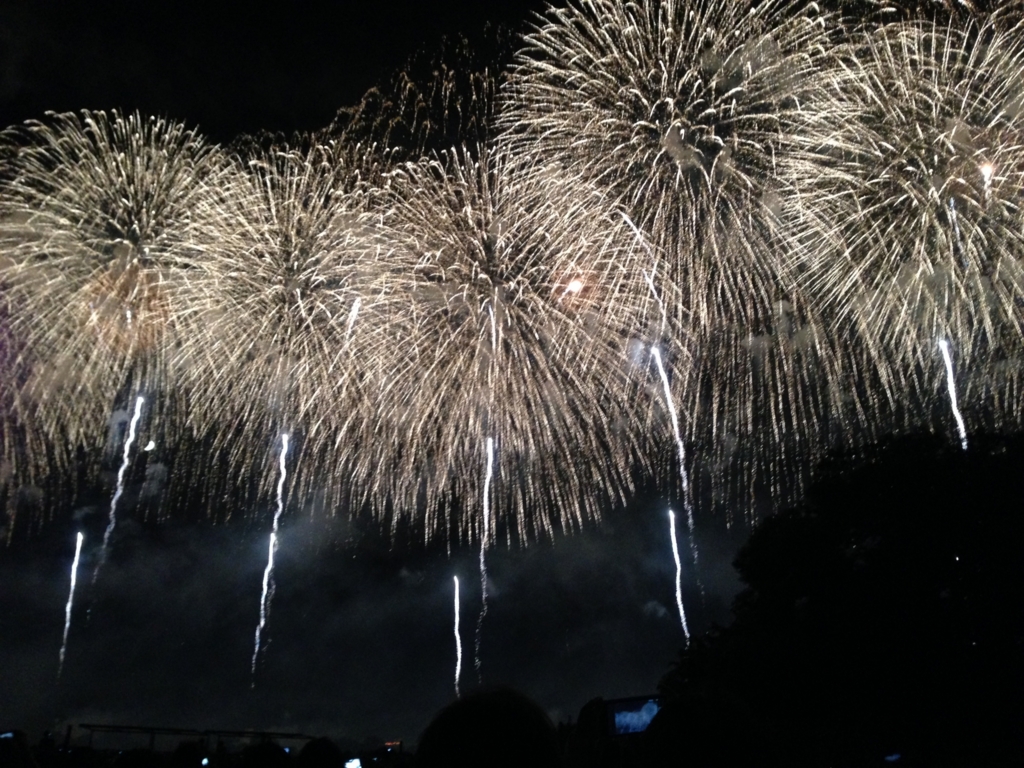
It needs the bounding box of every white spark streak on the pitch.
[252,433,290,683]
[669,510,691,643]
[475,436,494,679]
[94,395,144,584]
[652,347,704,600]
[345,297,362,340]
[454,575,463,697]
[58,532,84,677]
[938,339,968,450]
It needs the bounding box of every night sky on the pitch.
[0,0,747,747]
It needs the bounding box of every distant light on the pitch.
[980,163,994,182]
[1,732,14,739]
[283,747,290,754]
[345,760,362,768]
[201,759,209,766]
[567,279,584,294]
[884,753,902,762]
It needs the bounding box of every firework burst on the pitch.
[500,0,860,516]
[360,143,650,542]
[780,20,1024,435]
[0,111,236,483]
[178,137,405,515]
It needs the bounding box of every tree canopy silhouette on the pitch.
[659,434,1024,766]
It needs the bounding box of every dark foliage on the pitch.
[659,434,1024,766]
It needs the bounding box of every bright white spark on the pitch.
[252,433,290,683]
[938,339,968,450]
[652,347,704,599]
[143,440,155,452]
[454,575,463,697]
[651,349,693,520]
[58,531,84,677]
[620,211,668,337]
[981,163,994,201]
[668,511,691,643]
[94,395,144,584]
[345,297,362,340]
[475,436,494,680]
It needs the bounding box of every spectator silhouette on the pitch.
[415,687,560,768]
[113,748,166,768]
[297,738,343,768]
[241,742,290,768]
[0,731,38,768]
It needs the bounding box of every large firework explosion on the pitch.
[0,4,1022,541]
[173,137,408,519]
[0,111,237,506]
[359,143,653,542]
[779,19,1024,438]
[498,0,868,517]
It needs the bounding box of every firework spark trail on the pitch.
[668,510,691,643]
[58,531,84,677]
[93,395,144,584]
[474,436,494,681]
[251,433,290,683]
[651,347,702,584]
[345,297,362,341]
[939,339,969,450]
[454,575,463,697]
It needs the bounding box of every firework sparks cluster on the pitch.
[1,0,1023,542]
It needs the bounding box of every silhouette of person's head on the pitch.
[113,748,166,768]
[415,687,560,768]
[241,741,290,768]
[297,737,343,768]
[0,731,37,768]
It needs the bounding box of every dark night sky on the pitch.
[0,0,748,747]
[0,0,548,143]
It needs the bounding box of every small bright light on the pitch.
[567,279,584,294]
[201,759,209,766]
[980,163,994,182]
[345,760,362,768]
[143,440,155,451]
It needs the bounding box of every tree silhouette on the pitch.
[659,434,1024,766]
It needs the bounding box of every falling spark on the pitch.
[58,531,84,677]
[668,510,691,643]
[981,163,994,201]
[651,348,690,501]
[474,436,494,680]
[345,297,362,340]
[938,339,968,450]
[251,433,290,683]
[93,395,144,584]
[454,575,463,697]
[651,348,703,594]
